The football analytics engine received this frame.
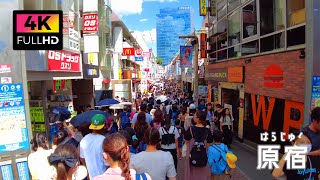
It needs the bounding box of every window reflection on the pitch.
[260,0,285,35]
[287,0,305,27]
[242,1,257,39]
[228,9,240,46]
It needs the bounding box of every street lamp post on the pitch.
[179,35,199,106]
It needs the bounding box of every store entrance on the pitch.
[221,88,240,137]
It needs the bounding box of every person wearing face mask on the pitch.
[272,132,320,180]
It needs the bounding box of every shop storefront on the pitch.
[205,66,245,140]
[242,50,305,146]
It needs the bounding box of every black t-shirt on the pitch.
[283,156,320,180]
[301,126,320,151]
[184,126,213,143]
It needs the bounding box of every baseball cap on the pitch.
[89,114,106,130]
[189,104,196,110]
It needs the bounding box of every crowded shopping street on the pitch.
[1,0,320,180]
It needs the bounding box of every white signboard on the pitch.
[84,35,99,53]
[83,0,98,12]
[69,39,80,52]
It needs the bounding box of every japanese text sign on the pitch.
[47,50,81,72]
[200,33,207,58]
[199,0,207,16]
[83,14,98,33]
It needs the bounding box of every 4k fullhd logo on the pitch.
[13,10,63,50]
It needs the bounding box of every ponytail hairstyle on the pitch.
[103,133,132,180]
[30,133,48,151]
[48,144,79,180]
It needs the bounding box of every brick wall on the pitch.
[206,50,305,102]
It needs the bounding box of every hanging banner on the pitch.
[83,14,99,33]
[200,33,207,58]
[199,0,207,16]
[176,60,181,75]
[180,46,193,68]
[0,84,29,154]
[47,50,81,72]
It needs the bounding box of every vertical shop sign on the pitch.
[176,60,181,75]
[210,0,216,16]
[199,0,207,16]
[0,84,29,153]
[0,161,14,180]
[200,33,207,58]
[16,158,30,180]
[83,14,99,33]
[311,76,320,109]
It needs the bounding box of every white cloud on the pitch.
[139,18,148,22]
[111,0,143,17]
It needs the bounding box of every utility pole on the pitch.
[179,35,199,106]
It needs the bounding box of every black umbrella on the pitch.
[70,110,109,127]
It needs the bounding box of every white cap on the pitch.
[150,109,156,116]
[189,104,196,110]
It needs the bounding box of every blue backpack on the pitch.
[121,112,130,130]
[136,173,147,180]
[210,144,231,175]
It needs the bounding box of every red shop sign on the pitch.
[47,50,81,72]
[83,14,98,33]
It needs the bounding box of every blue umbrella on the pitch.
[96,98,120,107]
[49,107,71,124]
[70,110,109,127]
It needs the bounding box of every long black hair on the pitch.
[220,108,233,122]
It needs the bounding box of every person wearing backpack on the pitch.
[120,108,131,130]
[184,111,213,180]
[208,130,233,180]
[159,117,180,170]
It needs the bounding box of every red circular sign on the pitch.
[136,49,143,56]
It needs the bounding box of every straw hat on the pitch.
[226,153,237,168]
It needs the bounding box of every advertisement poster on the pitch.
[0,84,29,153]
[83,14,98,33]
[311,76,320,109]
[176,60,181,75]
[0,161,14,180]
[180,46,193,68]
[47,50,81,72]
[198,85,208,100]
[16,158,30,180]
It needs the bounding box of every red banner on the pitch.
[47,50,81,72]
[83,14,99,33]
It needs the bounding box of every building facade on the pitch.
[206,0,306,145]
[156,6,194,66]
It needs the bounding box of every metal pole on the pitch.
[304,0,320,127]
[193,38,199,106]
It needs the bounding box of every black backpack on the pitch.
[161,127,176,145]
[190,126,208,167]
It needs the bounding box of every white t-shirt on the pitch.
[159,126,180,149]
[165,105,172,115]
[80,133,107,179]
[28,149,55,180]
[130,151,176,180]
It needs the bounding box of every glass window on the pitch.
[287,0,305,27]
[228,0,240,13]
[260,0,285,35]
[217,0,227,19]
[217,18,227,33]
[218,49,228,60]
[287,26,305,47]
[228,9,241,46]
[217,33,228,50]
[228,45,241,58]
[242,40,259,55]
[242,1,257,39]
[260,32,285,52]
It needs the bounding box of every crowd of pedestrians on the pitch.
[27,88,320,180]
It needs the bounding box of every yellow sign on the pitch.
[30,107,45,123]
[32,124,46,133]
[200,0,207,16]
[88,53,95,64]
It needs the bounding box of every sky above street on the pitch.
[111,0,203,56]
